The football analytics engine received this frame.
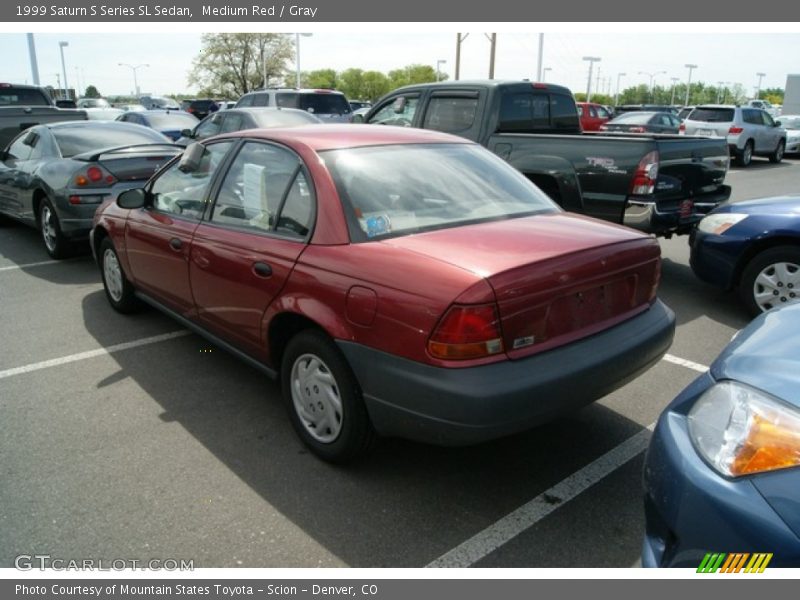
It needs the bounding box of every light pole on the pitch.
[717,81,731,104]
[670,77,679,105]
[436,59,447,82]
[295,32,312,89]
[583,56,601,102]
[27,34,40,86]
[118,63,149,97]
[58,41,69,100]
[684,64,697,106]
[639,70,666,102]
[755,72,766,99]
[542,67,552,82]
[615,72,626,106]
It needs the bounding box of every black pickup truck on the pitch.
[0,83,86,149]
[361,80,731,236]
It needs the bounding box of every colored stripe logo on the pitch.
[697,553,773,573]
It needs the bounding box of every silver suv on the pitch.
[234,88,352,123]
[681,105,786,167]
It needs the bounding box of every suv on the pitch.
[185,98,219,120]
[681,105,786,166]
[139,95,180,110]
[235,88,351,122]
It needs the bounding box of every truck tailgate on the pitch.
[0,107,87,148]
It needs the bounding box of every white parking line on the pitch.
[0,331,191,381]
[428,355,711,568]
[0,258,83,272]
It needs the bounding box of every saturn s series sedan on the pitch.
[91,125,675,463]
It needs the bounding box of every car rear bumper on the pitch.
[624,186,731,236]
[337,299,675,446]
[642,373,800,567]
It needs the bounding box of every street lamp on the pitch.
[583,56,601,102]
[615,72,626,106]
[118,63,149,97]
[436,59,447,82]
[58,41,69,100]
[639,70,666,101]
[684,64,697,106]
[542,67,552,82]
[755,72,766,99]
[295,32,313,89]
[669,77,679,105]
[717,81,731,104]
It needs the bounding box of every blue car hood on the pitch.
[715,195,800,216]
[711,303,800,408]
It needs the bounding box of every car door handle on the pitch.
[169,238,182,251]
[252,262,272,277]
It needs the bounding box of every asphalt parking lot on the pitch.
[1,156,798,569]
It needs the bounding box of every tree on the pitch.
[188,33,294,98]
[388,64,444,89]
[302,69,337,89]
[84,85,101,98]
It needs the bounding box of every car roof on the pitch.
[45,120,158,132]
[388,79,573,96]
[213,124,472,151]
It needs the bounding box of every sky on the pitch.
[1,30,798,99]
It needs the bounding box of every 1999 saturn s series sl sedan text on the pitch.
[91,125,676,463]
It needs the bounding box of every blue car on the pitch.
[690,196,800,316]
[642,303,800,568]
[115,109,199,141]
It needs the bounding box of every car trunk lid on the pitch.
[73,144,181,182]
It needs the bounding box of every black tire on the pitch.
[769,139,785,163]
[739,245,800,317]
[99,237,141,313]
[38,197,70,259]
[736,140,754,167]
[281,329,375,463]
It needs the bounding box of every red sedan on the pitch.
[91,125,675,463]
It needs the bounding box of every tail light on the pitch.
[628,126,646,133]
[428,303,504,360]
[729,126,744,134]
[630,150,659,196]
[679,123,686,134]
[599,125,608,131]
[74,164,117,188]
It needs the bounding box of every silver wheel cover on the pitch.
[40,205,57,252]
[752,260,800,312]
[103,248,124,302]
[290,353,343,444]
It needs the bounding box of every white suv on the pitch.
[234,88,352,123]
[681,105,787,167]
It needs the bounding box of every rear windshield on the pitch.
[145,112,199,128]
[277,92,351,115]
[322,143,558,241]
[80,98,109,108]
[611,112,655,124]
[0,87,51,106]
[52,125,168,157]
[498,92,579,132]
[689,107,735,123]
[191,100,217,110]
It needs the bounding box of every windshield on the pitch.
[145,112,199,128]
[610,112,655,124]
[322,143,559,241]
[80,98,110,108]
[52,124,169,157]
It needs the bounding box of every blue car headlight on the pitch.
[688,381,800,477]
[697,213,748,235]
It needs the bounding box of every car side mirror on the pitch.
[180,128,193,138]
[0,149,8,161]
[392,97,407,114]
[179,142,205,173]
[774,121,781,127]
[117,188,147,209]
[350,114,364,123]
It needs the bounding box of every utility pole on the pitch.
[486,33,497,79]
[670,77,679,105]
[26,33,40,85]
[536,33,544,81]
[755,72,766,99]
[542,67,551,82]
[596,67,602,97]
[615,72,626,106]
[583,56,601,102]
[455,33,469,81]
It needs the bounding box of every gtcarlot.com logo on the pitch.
[697,552,772,573]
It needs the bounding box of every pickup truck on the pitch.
[0,83,86,149]
[361,80,732,236]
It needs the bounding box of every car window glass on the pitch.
[220,114,244,133]
[589,106,598,118]
[659,115,672,126]
[761,111,775,127]
[211,141,301,233]
[423,97,478,133]
[576,105,584,116]
[499,92,548,131]
[237,95,254,108]
[150,142,232,219]
[550,94,579,130]
[195,114,223,139]
[276,93,299,108]
[742,109,761,125]
[596,106,610,119]
[6,133,32,161]
[251,93,269,107]
[367,96,419,126]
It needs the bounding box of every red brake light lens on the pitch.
[74,165,117,188]
[629,126,646,133]
[679,123,686,133]
[729,126,744,134]
[630,150,659,196]
[428,304,504,360]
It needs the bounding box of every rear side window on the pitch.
[498,92,578,132]
[276,93,299,108]
[742,109,762,125]
[298,93,351,115]
[0,87,51,106]
[423,96,478,133]
[236,95,254,108]
[689,108,734,123]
